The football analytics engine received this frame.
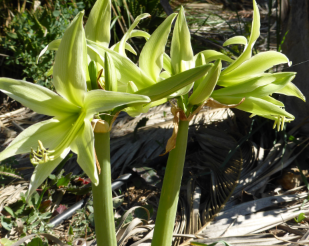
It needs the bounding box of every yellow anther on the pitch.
[30,140,55,165]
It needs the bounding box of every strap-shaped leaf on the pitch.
[139,13,177,81]
[85,0,111,48]
[171,6,194,75]
[134,64,213,101]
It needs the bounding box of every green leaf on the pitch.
[135,64,213,101]
[139,13,177,81]
[85,0,111,48]
[294,213,306,223]
[4,206,15,218]
[1,216,12,231]
[57,172,72,187]
[0,238,15,246]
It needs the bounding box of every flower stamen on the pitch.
[30,140,55,165]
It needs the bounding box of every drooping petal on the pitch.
[276,82,306,101]
[0,117,76,162]
[84,90,150,118]
[27,148,70,197]
[70,120,98,185]
[214,73,295,96]
[219,51,290,82]
[213,96,294,120]
[87,40,155,91]
[139,13,177,81]
[171,6,194,74]
[223,36,248,46]
[135,64,213,101]
[222,0,260,74]
[53,11,87,106]
[196,50,233,64]
[262,96,284,107]
[37,39,61,63]
[117,13,150,56]
[0,78,80,117]
[85,0,111,48]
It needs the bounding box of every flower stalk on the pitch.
[92,121,116,246]
[151,119,189,246]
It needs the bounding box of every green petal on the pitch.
[276,82,306,101]
[262,96,284,107]
[118,13,150,56]
[214,73,295,95]
[130,30,150,40]
[171,7,194,74]
[104,52,118,92]
[193,52,207,91]
[37,39,61,63]
[139,13,177,81]
[189,59,221,106]
[53,11,87,106]
[163,53,172,74]
[0,78,80,117]
[222,0,260,74]
[223,36,247,46]
[197,50,234,63]
[87,40,155,91]
[213,96,294,119]
[220,51,290,80]
[28,148,70,197]
[85,0,111,48]
[135,64,213,101]
[71,120,98,185]
[111,42,137,55]
[0,117,76,162]
[84,90,150,117]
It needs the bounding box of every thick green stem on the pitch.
[151,120,189,246]
[92,131,117,246]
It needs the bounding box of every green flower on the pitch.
[0,12,150,196]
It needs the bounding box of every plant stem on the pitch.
[92,131,117,246]
[151,119,189,246]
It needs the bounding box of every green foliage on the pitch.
[0,0,84,88]
[0,157,22,185]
